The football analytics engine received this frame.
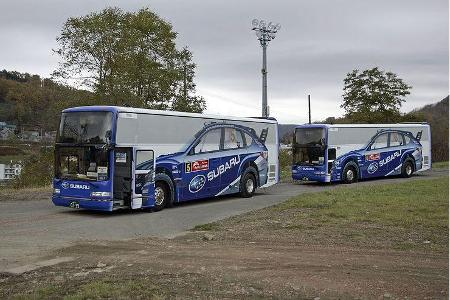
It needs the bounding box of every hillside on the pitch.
[278,124,297,144]
[410,96,448,162]
[0,70,95,131]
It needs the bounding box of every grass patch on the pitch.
[0,154,27,164]
[0,185,51,201]
[192,223,220,231]
[433,161,448,169]
[10,279,164,300]
[64,280,163,300]
[273,177,449,251]
[277,177,448,228]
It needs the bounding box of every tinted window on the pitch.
[370,133,388,150]
[224,128,244,150]
[58,112,113,144]
[56,147,109,181]
[194,129,221,154]
[243,132,254,147]
[390,132,405,147]
[136,150,154,170]
[404,135,412,144]
[294,128,325,145]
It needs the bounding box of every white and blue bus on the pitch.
[52,106,279,211]
[292,123,431,183]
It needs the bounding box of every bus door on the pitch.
[132,147,155,209]
[114,147,133,208]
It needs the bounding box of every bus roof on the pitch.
[62,106,278,124]
[294,123,429,129]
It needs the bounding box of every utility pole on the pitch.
[308,94,311,124]
[252,19,280,118]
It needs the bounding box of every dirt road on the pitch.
[0,169,447,273]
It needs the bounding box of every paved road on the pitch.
[0,169,446,271]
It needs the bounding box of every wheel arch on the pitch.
[402,153,416,172]
[155,167,176,204]
[341,157,361,179]
[240,159,259,187]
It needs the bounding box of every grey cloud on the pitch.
[0,0,447,123]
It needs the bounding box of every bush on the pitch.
[279,148,292,169]
[0,146,24,156]
[14,147,53,188]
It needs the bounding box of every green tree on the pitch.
[53,7,205,113]
[171,48,206,113]
[341,67,411,123]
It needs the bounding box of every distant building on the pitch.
[0,122,17,140]
[0,161,22,181]
[20,130,41,142]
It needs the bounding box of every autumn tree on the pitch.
[53,7,205,112]
[341,67,411,123]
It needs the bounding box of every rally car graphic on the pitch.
[143,123,269,209]
[331,129,423,183]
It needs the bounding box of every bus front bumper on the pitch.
[52,195,114,212]
[292,166,331,183]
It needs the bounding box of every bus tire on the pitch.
[154,173,175,211]
[401,159,414,178]
[342,162,358,184]
[240,167,257,198]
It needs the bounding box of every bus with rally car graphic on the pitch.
[292,123,431,183]
[52,106,279,212]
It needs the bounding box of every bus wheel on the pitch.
[154,181,168,211]
[342,163,358,184]
[240,168,257,198]
[401,160,414,178]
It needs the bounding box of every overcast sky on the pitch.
[0,0,448,123]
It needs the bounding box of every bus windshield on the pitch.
[57,112,113,144]
[55,146,109,181]
[293,127,326,166]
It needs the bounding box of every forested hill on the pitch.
[409,96,448,161]
[0,70,94,131]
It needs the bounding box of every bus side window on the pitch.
[135,150,154,170]
[370,133,388,150]
[390,132,404,147]
[224,128,244,150]
[193,128,221,154]
[242,132,254,147]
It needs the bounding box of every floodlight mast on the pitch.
[252,19,280,118]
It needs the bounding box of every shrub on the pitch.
[279,149,292,169]
[14,147,53,188]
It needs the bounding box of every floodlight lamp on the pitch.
[259,20,266,28]
[275,23,281,31]
[252,19,259,27]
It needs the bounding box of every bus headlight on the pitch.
[53,188,60,194]
[90,192,111,197]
